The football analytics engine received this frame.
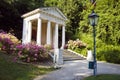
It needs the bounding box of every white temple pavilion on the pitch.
[21,7,67,64]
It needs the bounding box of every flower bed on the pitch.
[0,30,48,63]
[15,43,47,62]
[67,39,87,50]
[66,39,87,56]
[0,31,20,54]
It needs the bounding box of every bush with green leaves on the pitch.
[104,49,120,64]
[97,45,120,64]
[79,33,120,64]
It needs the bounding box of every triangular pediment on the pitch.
[40,7,67,20]
[22,7,67,21]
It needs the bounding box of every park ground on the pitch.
[34,60,120,80]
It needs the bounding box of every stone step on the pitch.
[63,50,85,61]
[48,49,85,62]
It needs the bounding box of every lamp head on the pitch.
[88,11,99,26]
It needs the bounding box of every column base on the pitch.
[60,46,64,49]
[54,49,63,65]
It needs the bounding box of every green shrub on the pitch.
[96,45,120,64]
[104,50,120,64]
[79,33,93,48]
[79,33,120,64]
[74,48,87,56]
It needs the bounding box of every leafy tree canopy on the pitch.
[80,0,120,45]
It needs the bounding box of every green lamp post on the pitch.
[88,10,99,76]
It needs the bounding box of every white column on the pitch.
[28,21,32,43]
[54,23,63,65]
[61,25,65,49]
[24,20,29,44]
[46,21,51,44]
[36,18,42,45]
[22,19,26,44]
[54,23,59,49]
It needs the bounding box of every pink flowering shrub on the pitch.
[16,43,47,62]
[66,39,87,56]
[0,30,48,63]
[67,39,87,50]
[44,44,52,51]
[0,31,20,53]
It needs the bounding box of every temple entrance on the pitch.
[31,20,37,43]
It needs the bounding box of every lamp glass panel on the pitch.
[95,16,98,25]
[89,17,95,26]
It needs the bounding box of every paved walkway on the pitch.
[34,60,120,80]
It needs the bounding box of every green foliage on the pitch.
[80,33,120,64]
[74,48,87,56]
[83,74,120,80]
[77,0,120,64]
[79,0,120,45]
[79,33,93,48]
[97,45,120,64]
[104,49,120,64]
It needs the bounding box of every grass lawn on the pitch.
[0,52,54,80]
[83,74,120,80]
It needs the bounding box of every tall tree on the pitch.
[79,0,120,45]
[0,0,19,30]
[0,0,45,39]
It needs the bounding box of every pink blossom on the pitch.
[13,57,17,62]
[34,58,37,61]
[18,51,22,57]
[34,53,38,57]
[2,46,6,50]
[27,57,30,62]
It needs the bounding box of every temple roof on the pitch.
[21,7,67,21]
